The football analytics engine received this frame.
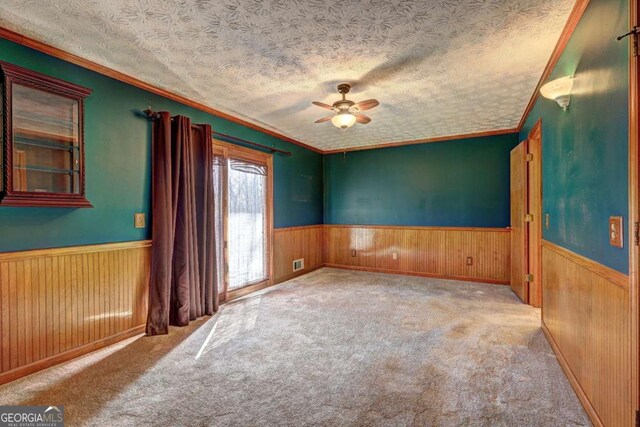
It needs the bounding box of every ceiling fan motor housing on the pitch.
[337,83,351,94]
[333,100,355,111]
[333,84,354,111]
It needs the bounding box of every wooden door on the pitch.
[527,122,542,307]
[510,140,529,303]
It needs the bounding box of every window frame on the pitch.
[212,139,274,303]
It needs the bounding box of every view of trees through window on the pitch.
[227,159,267,290]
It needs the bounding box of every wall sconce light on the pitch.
[540,76,574,111]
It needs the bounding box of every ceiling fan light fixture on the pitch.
[313,84,379,129]
[331,111,357,129]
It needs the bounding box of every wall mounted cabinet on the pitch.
[0,61,92,207]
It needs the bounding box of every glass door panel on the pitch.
[227,159,268,290]
[212,155,226,296]
[212,141,272,302]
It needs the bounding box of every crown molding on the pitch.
[0,16,575,155]
[322,128,518,154]
[0,26,324,154]
[517,0,591,132]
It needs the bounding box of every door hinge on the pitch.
[634,222,639,246]
[526,153,533,162]
[524,274,533,282]
[525,214,534,222]
[617,26,640,57]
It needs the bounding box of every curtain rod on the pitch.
[142,108,292,156]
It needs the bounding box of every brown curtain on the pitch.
[146,112,218,336]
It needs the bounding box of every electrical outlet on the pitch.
[466,256,473,266]
[351,249,356,257]
[609,216,623,248]
[392,252,398,260]
[545,213,550,230]
[134,213,146,229]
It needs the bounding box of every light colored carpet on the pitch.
[0,268,589,426]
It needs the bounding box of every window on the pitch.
[212,140,273,302]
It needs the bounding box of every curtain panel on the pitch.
[146,112,218,336]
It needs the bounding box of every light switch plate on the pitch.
[609,216,623,248]
[134,213,146,229]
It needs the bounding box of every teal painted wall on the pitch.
[520,0,629,273]
[324,133,519,227]
[0,38,323,252]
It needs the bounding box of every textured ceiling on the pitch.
[0,0,575,151]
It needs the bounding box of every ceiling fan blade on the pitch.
[315,115,333,123]
[351,99,380,112]
[312,101,334,110]
[355,114,371,124]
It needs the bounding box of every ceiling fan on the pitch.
[312,84,379,129]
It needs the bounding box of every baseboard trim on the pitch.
[226,279,272,302]
[227,264,325,301]
[541,321,604,427]
[324,264,510,285]
[0,325,145,386]
[274,265,324,285]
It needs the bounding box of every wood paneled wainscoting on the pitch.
[324,225,511,284]
[273,225,324,284]
[0,240,151,385]
[541,240,630,427]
